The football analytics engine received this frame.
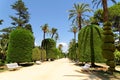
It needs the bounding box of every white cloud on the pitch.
[57,42,68,53]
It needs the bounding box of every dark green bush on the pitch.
[7,28,34,63]
[78,24,104,64]
[103,35,114,43]
[102,50,115,60]
[41,38,56,59]
[102,21,115,73]
[102,43,116,51]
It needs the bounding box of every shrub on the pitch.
[41,38,56,59]
[78,24,104,66]
[32,47,41,61]
[102,22,116,73]
[7,28,34,63]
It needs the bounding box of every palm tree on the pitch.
[58,44,63,52]
[54,33,59,42]
[68,3,92,30]
[51,28,57,38]
[41,24,49,40]
[92,0,116,22]
[70,25,78,43]
[0,20,3,25]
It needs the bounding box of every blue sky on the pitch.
[0,0,119,52]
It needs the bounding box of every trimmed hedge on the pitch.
[32,47,46,61]
[78,24,104,65]
[41,38,56,59]
[7,28,34,63]
[102,22,116,73]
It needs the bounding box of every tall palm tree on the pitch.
[54,33,59,42]
[68,3,92,30]
[70,25,78,43]
[92,0,116,22]
[51,28,57,38]
[41,24,49,40]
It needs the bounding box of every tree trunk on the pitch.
[51,33,54,38]
[78,14,82,30]
[102,0,108,22]
[90,26,95,67]
[43,32,45,40]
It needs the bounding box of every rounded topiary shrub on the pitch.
[41,38,56,60]
[78,24,104,66]
[7,28,34,63]
[32,47,41,61]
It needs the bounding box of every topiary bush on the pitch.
[7,28,34,63]
[41,38,56,60]
[32,47,41,61]
[40,48,46,61]
[78,24,104,66]
[102,22,116,73]
[32,47,46,61]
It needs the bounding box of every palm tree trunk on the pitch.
[74,32,76,43]
[51,33,54,38]
[102,0,108,22]
[43,32,45,40]
[78,15,82,30]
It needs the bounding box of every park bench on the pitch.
[81,63,91,72]
[35,61,41,65]
[6,63,21,71]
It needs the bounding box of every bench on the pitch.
[35,61,41,65]
[6,63,21,71]
[81,63,91,72]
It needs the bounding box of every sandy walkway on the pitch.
[0,58,101,80]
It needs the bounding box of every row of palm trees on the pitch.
[41,24,58,42]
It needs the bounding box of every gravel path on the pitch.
[0,58,101,80]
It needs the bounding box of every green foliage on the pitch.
[114,50,120,64]
[93,2,120,26]
[41,38,56,59]
[78,24,104,63]
[102,21,116,72]
[32,47,41,61]
[10,0,29,27]
[68,43,77,60]
[7,28,34,63]
[32,47,46,61]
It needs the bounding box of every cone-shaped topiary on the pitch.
[7,28,34,63]
[78,24,104,66]
[102,22,116,73]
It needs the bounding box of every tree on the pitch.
[0,20,3,25]
[68,3,92,30]
[54,33,59,42]
[25,24,33,33]
[58,44,63,52]
[41,38,56,60]
[51,28,57,38]
[7,28,34,63]
[70,25,78,43]
[78,24,104,66]
[92,0,116,73]
[102,22,116,74]
[10,0,29,27]
[92,0,116,22]
[41,24,49,40]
